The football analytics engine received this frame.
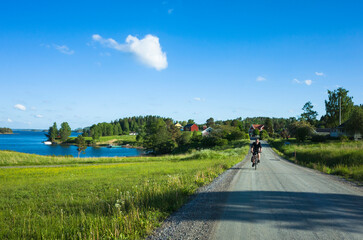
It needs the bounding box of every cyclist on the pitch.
[251,138,262,167]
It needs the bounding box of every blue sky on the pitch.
[1,0,362,129]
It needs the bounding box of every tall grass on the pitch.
[0,146,249,239]
[269,139,363,181]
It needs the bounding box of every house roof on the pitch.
[251,124,264,130]
[316,128,331,133]
[184,124,197,128]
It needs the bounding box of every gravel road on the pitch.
[148,141,363,240]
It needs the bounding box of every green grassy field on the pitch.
[0,142,249,239]
[65,135,137,145]
[269,139,363,182]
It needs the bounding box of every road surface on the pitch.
[211,141,363,240]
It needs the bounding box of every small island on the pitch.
[0,127,13,134]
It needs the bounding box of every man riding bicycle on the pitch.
[251,138,262,167]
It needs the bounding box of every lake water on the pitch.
[0,131,144,158]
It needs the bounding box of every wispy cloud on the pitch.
[315,72,324,76]
[53,44,75,55]
[256,76,266,81]
[92,34,168,71]
[7,118,13,123]
[14,104,26,111]
[168,9,174,14]
[35,114,43,118]
[293,78,301,84]
[193,97,205,102]
[292,78,312,86]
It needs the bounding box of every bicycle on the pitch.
[251,151,260,170]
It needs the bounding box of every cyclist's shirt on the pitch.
[251,142,262,153]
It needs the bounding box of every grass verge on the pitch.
[269,139,363,182]
[0,143,249,239]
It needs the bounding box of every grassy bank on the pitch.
[269,139,363,182]
[64,135,137,146]
[0,142,249,239]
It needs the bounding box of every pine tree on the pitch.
[59,122,72,141]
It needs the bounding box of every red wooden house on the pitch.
[249,124,264,136]
[184,124,199,132]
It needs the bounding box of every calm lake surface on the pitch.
[0,131,144,158]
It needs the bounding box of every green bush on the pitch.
[260,130,269,140]
[339,135,349,142]
[311,134,327,142]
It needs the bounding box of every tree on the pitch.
[345,106,363,136]
[260,130,269,140]
[264,118,274,136]
[122,119,130,134]
[280,129,289,139]
[143,119,176,154]
[301,101,318,125]
[206,117,215,127]
[90,124,101,140]
[46,122,58,142]
[75,135,87,158]
[324,87,354,127]
[253,128,259,137]
[187,119,195,125]
[59,122,71,141]
[288,121,314,142]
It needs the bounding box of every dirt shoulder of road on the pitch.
[146,152,251,240]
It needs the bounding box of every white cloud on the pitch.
[14,104,26,111]
[315,72,324,76]
[293,78,312,86]
[194,97,201,101]
[35,114,43,118]
[92,34,168,70]
[7,118,13,123]
[53,44,75,55]
[293,78,301,84]
[305,79,312,86]
[168,9,174,14]
[256,76,266,81]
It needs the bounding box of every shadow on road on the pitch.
[191,191,363,233]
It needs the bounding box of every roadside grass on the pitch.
[269,139,363,182]
[0,145,249,239]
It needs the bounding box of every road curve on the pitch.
[211,141,363,240]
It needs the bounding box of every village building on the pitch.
[184,124,199,132]
[249,124,264,136]
[174,123,183,129]
[202,127,213,136]
[330,122,362,140]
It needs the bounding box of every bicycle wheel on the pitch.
[255,159,257,170]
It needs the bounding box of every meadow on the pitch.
[65,135,137,146]
[269,139,363,182]
[0,141,249,239]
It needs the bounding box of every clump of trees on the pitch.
[45,122,72,142]
[0,127,12,134]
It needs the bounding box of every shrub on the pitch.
[339,135,349,142]
[260,130,269,140]
[311,134,327,142]
[288,121,314,142]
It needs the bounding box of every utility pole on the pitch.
[339,96,341,125]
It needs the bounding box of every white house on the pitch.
[202,127,213,137]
